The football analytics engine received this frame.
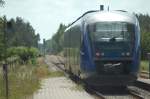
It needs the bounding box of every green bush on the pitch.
[7,47,39,63]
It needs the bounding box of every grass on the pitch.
[35,57,64,78]
[70,84,84,91]
[140,60,149,72]
[48,71,64,77]
[0,64,41,99]
[0,57,54,99]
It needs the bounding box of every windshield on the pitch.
[90,22,134,42]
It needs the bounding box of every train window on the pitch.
[93,22,134,42]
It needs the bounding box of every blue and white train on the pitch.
[64,9,140,86]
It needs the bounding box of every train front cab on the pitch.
[81,21,140,86]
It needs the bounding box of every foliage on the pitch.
[0,17,40,48]
[7,47,39,63]
[0,16,40,61]
[140,60,149,72]
[48,71,64,77]
[0,0,5,6]
[45,23,66,54]
[141,32,150,58]
[6,17,40,47]
[0,17,4,61]
[136,14,150,59]
[35,65,49,78]
[0,57,49,99]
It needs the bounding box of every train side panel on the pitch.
[64,20,82,76]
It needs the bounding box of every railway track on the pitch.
[127,87,145,99]
[134,80,150,91]
[83,85,105,99]
[86,85,147,99]
[53,56,150,99]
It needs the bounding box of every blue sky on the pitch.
[0,0,149,43]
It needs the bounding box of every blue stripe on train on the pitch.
[81,25,95,72]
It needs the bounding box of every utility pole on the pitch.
[43,39,46,56]
[3,16,13,99]
[3,16,9,99]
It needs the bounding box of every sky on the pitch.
[0,0,150,43]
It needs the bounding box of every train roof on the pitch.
[83,10,137,24]
[68,10,137,28]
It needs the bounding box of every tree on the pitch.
[0,0,5,6]
[43,23,66,54]
[7,47,39,63]
[0,16,41,61]
[3,17,40,48]
[0,17,4,61]
[136,14,150,59]
[50,23,66,53]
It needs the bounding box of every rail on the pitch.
[128,88,144,99]
[134,80,150,91]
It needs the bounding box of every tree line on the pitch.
[136,14,150,59]
[45,13,150,59]
[0,16,40,62]
[45,23,66,54]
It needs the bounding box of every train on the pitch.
[63,8,140,86]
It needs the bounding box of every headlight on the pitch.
[96,52,100,56]
[121,52,125,56]
[101,53,104,56]
[126,52,130,56]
